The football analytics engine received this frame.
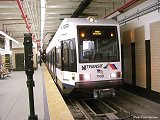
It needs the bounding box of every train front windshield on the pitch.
[78,26,120,63]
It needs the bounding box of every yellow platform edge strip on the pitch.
[43,65,74,120]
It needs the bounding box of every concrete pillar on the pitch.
[5,37,10,53]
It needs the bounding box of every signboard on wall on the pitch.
[5,54,10,69]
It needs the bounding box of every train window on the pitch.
[56,46,61,68]
[50,51,52,66]
[63,41,68,63]
[56,48,59,65]
[78,26,120,63]
[69,40,74,63]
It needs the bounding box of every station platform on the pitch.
[0,64,74,120]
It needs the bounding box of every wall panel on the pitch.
[134,26,146,88]
[150,21,160,92]
[123,30,132,84]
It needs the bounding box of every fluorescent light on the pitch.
[41,8,45,21]
[0,30,19,44]
[41,0,46,8]
[41,0,46,48]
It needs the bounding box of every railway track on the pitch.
[65,97,99,120]
[64,95,134,120]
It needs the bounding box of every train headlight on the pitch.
[110,73,117,78]
[79,74,91,81]
[72,73,75,80]
[110,72,121,78]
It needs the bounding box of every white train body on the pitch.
[46,18,122,94]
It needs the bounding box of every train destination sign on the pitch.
[92,30,102,36]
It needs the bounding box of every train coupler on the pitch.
[93,88,115,98]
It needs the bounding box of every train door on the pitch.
[15,53,24,71]
[61,39,77,72]
[61,41,69,71]
[53,48,56,74]
[68,39,77,72]
[50,51,53,72]
[46,53,49,67]
[48,52,50,69]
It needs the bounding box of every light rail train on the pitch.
[46,17,122,95]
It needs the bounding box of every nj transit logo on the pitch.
[82,64,103,70]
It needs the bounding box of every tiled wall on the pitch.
[150,21,160,92]
[119,0,160,101]
[122,20,160,94]
[134,26,146,88]
[123,30,132,84]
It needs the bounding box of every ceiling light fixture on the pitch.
[87,16,97,22]
[0,30,19,44]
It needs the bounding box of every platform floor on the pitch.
[0,66,49,120]
[0,64,73,120]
